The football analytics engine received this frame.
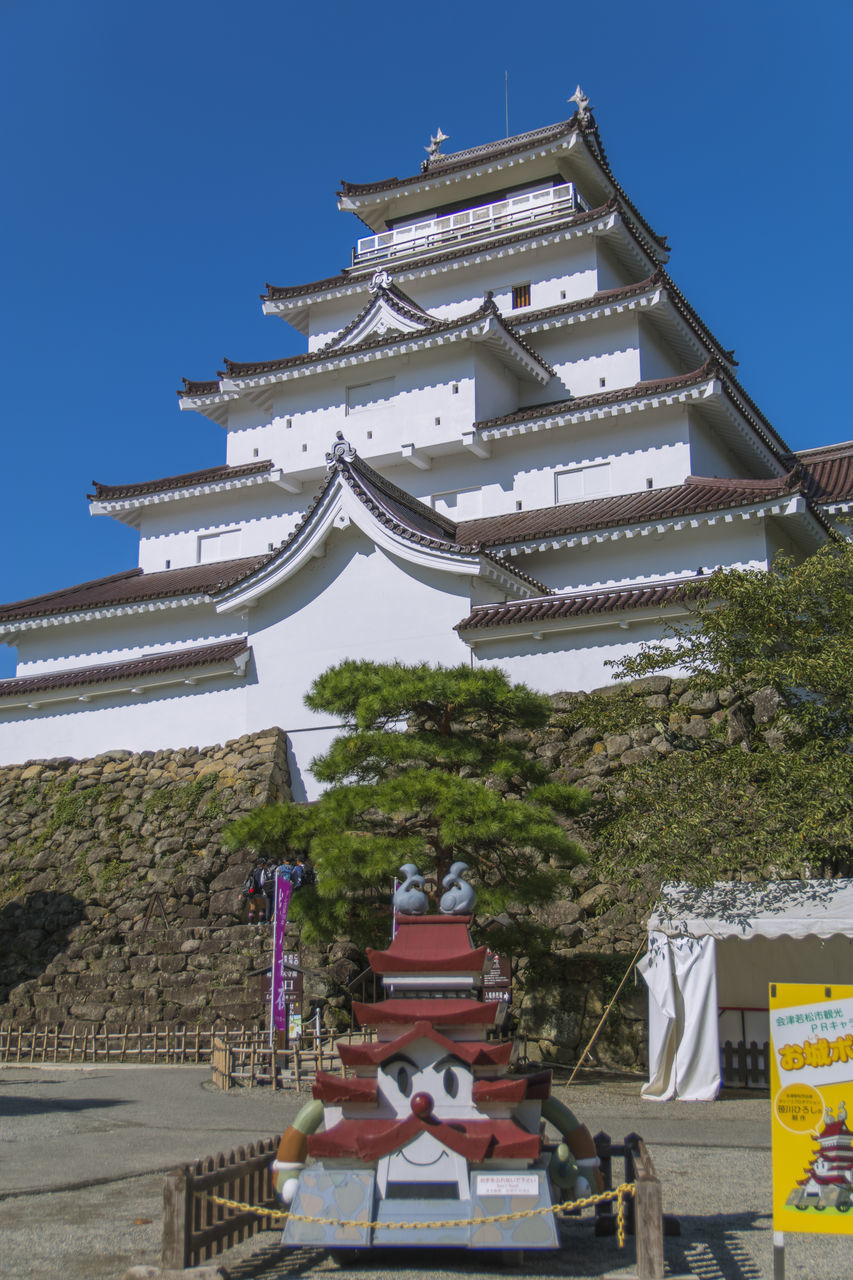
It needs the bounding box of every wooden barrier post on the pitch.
[594,1131,615,1236]
[161,1166,191,1270]
[633,1139,665,1280]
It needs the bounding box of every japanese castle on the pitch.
[2,93,851,798]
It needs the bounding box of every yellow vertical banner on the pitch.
[769,983,853,1233]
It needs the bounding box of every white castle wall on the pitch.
[469,617,676,693]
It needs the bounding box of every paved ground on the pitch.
[0,1065,849,1279]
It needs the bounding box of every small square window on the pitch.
[253,447,259,457]
[268,542,274,551]
[600,377,606,387]
[512,283,531,309]
[452,383,459,395]
[434,416,441,426]
[286,418,292,429]
[646,477,654,489]
[515,500,523,511]
[302,443,307,452]
[165,559,171,569]
[366,430,373,439]
[560,290,566,300]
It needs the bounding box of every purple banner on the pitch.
[271,874,293,1031]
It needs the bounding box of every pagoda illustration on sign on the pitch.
[271,866,601,1255]
[787,1102,853,1212]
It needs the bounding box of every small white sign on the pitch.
[476,1174,539,1198]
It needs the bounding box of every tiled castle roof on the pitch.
[180,295,554,391]
[0,558,269,625]
[0,639,248,698]
[455,474,811,549]
[88,460,274,502]
[338,113,669,254]
[456,578,711,632]
[475,358,793,462]
[795,440,853,504]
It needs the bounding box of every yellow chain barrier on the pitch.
[206,1181,634,1249]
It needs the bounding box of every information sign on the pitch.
[483,950,511,1003]
[769,982,853,1234]
[475,1174,539,1197]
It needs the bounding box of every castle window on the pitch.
[555,463,611,504]
[512,283,531,309]
[346,377,395,414]
[197,528,241,564]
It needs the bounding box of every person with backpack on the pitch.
[240,858,271,923]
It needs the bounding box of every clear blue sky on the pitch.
[1,0,850,677]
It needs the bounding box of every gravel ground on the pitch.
[0,1067,849,1280]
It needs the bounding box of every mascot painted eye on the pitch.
[443,1067,458,1098]
[396,1065,412,1096]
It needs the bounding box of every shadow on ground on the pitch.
[217,1209,771,1280]
[0,1095,125,1117]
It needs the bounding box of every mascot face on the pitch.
[377,1040,477,1120]
[375,1041,476,1201]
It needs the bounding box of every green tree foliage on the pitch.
[581,542,853,883]
[614,541,853,739]
[224,660,588,956]
[583,744,853,884]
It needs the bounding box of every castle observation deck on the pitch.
[352,180,588,267]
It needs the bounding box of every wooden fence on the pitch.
[161,1136,281,1270]
[593,1131,675,1280]
[211,1027,378,1091]
[160,1128,673,1277]
[0,1022,262,1066]
[721,1039,770,1088]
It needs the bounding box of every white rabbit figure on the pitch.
[439,861,476,915]
[394,864,428,915]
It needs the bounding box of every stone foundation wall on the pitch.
[0,730,313,1028]
[0,680,784,1066]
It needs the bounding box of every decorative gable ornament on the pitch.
[422,126,449,170]
[569,85,592,122]
[325,431,356,469]
[324,278,439,350]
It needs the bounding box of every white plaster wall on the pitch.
[687,410,762,480]
[224,347,481,476]
[520,313,641,400]
[0,530,474,788]
[0,677,251,769]
[595,242,635,293]
[305,236,602,348]
[469,618,678,694]
[638,317,686,381]
[513,516,773,594]
[134,486,307,572]
[387,408,693,516]
[12,607,245,675]
[236,530,476,798]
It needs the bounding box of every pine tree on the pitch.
[223,660,588,959]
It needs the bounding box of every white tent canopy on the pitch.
[638,879,853,1102]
